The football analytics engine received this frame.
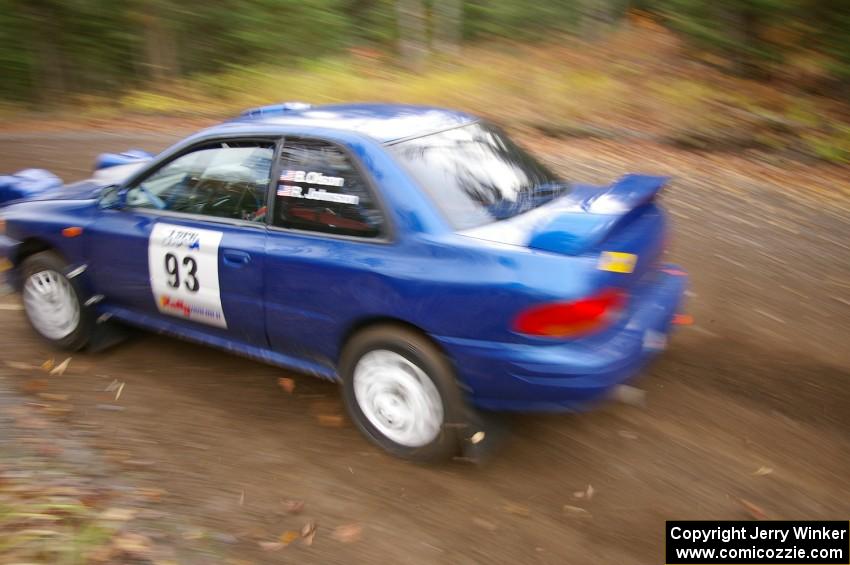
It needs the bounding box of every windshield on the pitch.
[388,122,567,230]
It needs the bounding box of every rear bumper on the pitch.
[435,264,688,412]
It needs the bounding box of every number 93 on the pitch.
[164,252,199,292]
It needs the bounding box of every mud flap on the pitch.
[88,319,131,353]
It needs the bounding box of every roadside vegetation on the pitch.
[2,2,850,163]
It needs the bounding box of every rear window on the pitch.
[388,123,568,230]
[273,138,385,238]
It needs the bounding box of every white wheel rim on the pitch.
[353,350,444,448]
[23,269,80,340]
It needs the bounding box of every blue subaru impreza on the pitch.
[0,103,687,461]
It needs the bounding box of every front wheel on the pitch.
[21,251,93,351]
[340,326,466,462]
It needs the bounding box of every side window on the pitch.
[126,141,274,223]
[274,139,385,238]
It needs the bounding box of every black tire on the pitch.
[20,251,93,351]
[340,325,466,462]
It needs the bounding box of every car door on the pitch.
[263,137,392,366]
[87,138,277,346]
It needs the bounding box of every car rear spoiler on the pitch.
[0,168,63,206]
[527,174,669,255]
[93,149,153,172]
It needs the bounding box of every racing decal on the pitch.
[279,170,344,187]
[277,184,359,205]
[598,251,638,274]
[148,223,227,328]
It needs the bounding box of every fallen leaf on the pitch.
[752,466,774,477]
[15,416,48,429]
[122,459,155,468]
[99,507,136,521]
[17,528,61,537]
[44,486,83,497]
[472,517,498,531]
[181,528,205,540]
[278,377,296,394]
[104,449,132,461]
[572,484,595,500]
[16,512,61,522]
[282,499,305,514]
[20,379,48,393]
[502,502,530,517]
[259,541,284,552]
[737,498,768,520]
[301,520,317,545]
[236,526,266,540]
[112,532,152,556]
[38,392,69,402]
[49,357,72,376]
[316,414,345,427]
[332,523,362,543]
[44,403,73,417]
[562,504,592,518]
[135,487,166,502]
[86,545,115,562]
[611,384,646,407]
[36,443,63,457]
[40,358,55,372]
[211,532,239,544]
[4,360,34,370]
[279,530,300,545]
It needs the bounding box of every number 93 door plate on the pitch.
[148,223,228,328]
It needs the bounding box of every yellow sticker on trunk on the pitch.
[598,251,637,274]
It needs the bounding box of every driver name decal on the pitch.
[148,223,227,328]
[279,169,344,187]
[277,184,359,205]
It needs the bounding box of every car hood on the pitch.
[26,179,109,202]
[29,162,147,203]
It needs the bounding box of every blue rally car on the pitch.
[0,103,687,461]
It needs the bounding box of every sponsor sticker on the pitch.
[598,251,638,274]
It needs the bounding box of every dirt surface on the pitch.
[1,131,849,564]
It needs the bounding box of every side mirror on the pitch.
[98,185,125,210]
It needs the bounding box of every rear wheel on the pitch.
[340,325,465,462]
[20,251,93,351]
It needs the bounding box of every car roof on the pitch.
[209,103,478,144]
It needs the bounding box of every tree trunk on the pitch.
[24,0,67,105]
[139,2,178,82]
[727,6,768,79]
[396,0,428,70]
[432,0,462,56]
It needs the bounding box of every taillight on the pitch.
[513,288,627,338]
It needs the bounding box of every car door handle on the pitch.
[222,250,251,267]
